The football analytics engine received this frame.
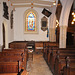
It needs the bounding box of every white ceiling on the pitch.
[10,0,56,8]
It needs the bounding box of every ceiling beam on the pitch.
[10,0,54,5]
[13,4,51,9]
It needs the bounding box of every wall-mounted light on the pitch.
[71,0,75,25]
[72,12,74,15]
[73,18,75,21]
[71,10,75,24]
[71,21,74,24]
[56,19,59,28]
[73,14,75,17]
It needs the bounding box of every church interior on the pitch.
[0,0,75,75]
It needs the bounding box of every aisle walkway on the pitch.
[27,53,53,75]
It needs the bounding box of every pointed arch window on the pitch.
[25,11,36,32]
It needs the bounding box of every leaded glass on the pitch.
[26,11,36,31]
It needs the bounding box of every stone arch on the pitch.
[24,8,39,33]
[59,0,74,48]
[59,0,74,26]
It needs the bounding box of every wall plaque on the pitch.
[41,16,48,31]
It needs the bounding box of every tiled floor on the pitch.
[27,52,53,75]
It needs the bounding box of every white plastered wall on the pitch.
[14,7,50,41]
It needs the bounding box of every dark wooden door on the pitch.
[66,32,74,45]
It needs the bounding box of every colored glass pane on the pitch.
[26,12,36,31]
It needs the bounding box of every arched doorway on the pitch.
[2,23,5,48]
[3,19,8,49]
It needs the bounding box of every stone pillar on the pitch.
[49,28,56,42]
[59,26,67,48]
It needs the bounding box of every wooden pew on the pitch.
[43,42,58,47]
[43,46,49,61]
[47,46,59,65]
[0,42,28,75]
[9,41,27,49]
[0,52,23,57]
[35,42,43,53]
[43,43,75,75]
[0,61,27,75]
[2,48,28,61]
[0,61,22,75]
[63,57,75,75]
[2,49,25,52]
[43,45,58,65]
[54,51,75,75]
[2,48,28,70]
[49,48,75,73]
[43,42,58,59]
[0,56,23,62]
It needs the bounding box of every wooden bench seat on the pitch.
[3,48,28,69]
[43,42,58,47]
[2,49,25,52]
[63,57,75,75]
[49,48,75,73]
[0,52,23,57]
[0,61,28,75]
[43,45,58,64]
[43,47,75,73]
[0,61,22,73]
[0,56,23,62]
[54,54,75,75]
[0,73,18,75]
[0,52,27,69]
[9,42,27,49]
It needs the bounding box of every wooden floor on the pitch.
[27,52,53,75]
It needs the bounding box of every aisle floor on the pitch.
[27,53,53,75]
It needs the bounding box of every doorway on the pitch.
[2,23,5,48]
[66,32,74,45]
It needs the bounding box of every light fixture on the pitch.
[53,1,56,5]
[56,25,57,28]
[71,10,75,24]
[72,12,74,15]
[73,18,75,21]
[56,19,59,28]
[57,24,59,26]
[71,21,74,24]
[73,14,75,17]
[71,0,75,25]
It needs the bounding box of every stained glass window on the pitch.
[26,11,36,32]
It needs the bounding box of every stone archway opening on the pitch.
[2,23,5,48]
[3,20,8,49]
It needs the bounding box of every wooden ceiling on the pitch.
[10,0,56,8]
